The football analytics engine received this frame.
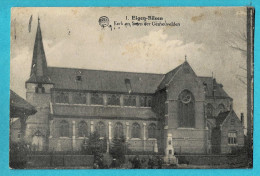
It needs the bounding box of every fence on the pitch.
[25,153,248,168]
[176,154,248,167]
[27,154,94,168]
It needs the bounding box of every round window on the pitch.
[180,90,192,104]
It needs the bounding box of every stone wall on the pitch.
[165,62,207,154]
[27,154,94,168]
[220,112,244,154]
[49,117,158,152]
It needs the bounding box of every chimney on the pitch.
[241,113,244,127]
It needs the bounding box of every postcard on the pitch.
[9,7,254,169]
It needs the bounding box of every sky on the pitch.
[10,7,248,124]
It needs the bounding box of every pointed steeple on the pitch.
[26,17,51,84]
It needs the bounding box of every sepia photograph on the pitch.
[9,7,254,169]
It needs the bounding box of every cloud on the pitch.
[10,46,31,98]
[9,7,247,125]
[121,29,204,72]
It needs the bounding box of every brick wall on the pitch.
[165,63,207,154]
[220,112,244,154]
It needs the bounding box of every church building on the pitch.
[23,19,245,157]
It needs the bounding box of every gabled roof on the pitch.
[207,110,242,128]
[48,67,164,94]
[207,118,216,128]
[47,61,232,98]
[10,90,37,117]
[25,19,232,98]
[26,18,51,84]
[220,110,242,127]
[215,111,231,126]
[199,76,231,99]
[157,63,183,90]
[10,118,21,129]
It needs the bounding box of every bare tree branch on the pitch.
[236,76,247,86]
[239,65,247,71]
[236,74,247,78]
[229,45,247,53]
[231,31,247,42]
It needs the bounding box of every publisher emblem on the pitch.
[98,16,109,28]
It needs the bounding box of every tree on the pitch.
[227,8,254,167]
[82,131,107,158]
[109,136,129,164]
[9,141,30,168]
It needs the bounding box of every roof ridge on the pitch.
[198,76,212,78]
[48,66,165,75]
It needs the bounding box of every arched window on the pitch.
[107,94,120,106]
[78,121,88,137]
[178,90,195,128]
[132,123,141,138]
[218,104,225,113]
[124,95,136,106]
[55,92,69,104]
[35,84,45,93]
[206,103,214,117]
[114,122,123,138]
[60,120,69,137]
[97,121,106,138]
[140,96,152,107]
[91,93,103,105]
[72,92,86,104]
[148,123,156,138]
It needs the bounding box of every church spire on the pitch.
[26,17,51,84]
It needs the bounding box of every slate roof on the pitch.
[10,118,21,129]
[48,67,164,94]
[10,90,37,117]
[199,76,231,99]
[26,18,231,98]
[47,63,231,99]
[207,118,216,128]
[215,111,231,126]
[26,18,51,84]
[157,64,183,90]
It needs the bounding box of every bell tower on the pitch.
[25,17,53,151]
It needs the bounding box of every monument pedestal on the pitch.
[164,133,178,165]
[163,155,177,165]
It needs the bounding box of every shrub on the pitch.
[231,146,247,155]
[10,141,30,169]
[81,131,107,158]
[109,136,129,163]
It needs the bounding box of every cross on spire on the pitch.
[185,55,187,61]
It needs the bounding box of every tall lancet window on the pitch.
[218,104,225,113]
[60,120,69,137]
[78,121,88,137]
[178,90,195,128]
[114,122,123,138]
[148,123,156,138]
[132,122,141,138]
[206,103,214,117]
[96,121,106,138]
